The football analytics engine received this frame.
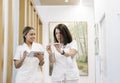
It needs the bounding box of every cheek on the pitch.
[32,35,36,39]
[25,35,28,39]
[26,35,32,40]
[56,34,61,37]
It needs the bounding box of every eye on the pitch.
[30,33,35,36]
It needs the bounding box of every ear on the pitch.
[25,35,27,38]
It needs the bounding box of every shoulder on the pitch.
[15,45,23,52]
[70,40,77,44]
[16,45,23,49]
[33,42,43,49]
[72,40,77,43]
[33,42,42,46]
[69,40,78,50]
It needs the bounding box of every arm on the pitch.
[34,53,44,71]
[46,45,55,63]
[49,52,55,63]
[61,48,77,58]
[55,40,78,58]
[14,51,28,68]
[34,52,44,66]
[14,57,25,68]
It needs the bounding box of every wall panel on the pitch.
[0,0,4,82]
[7,0,13,83]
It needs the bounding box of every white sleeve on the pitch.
[70,40,78,51]
[13,46,21,60]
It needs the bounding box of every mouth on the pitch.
[58,38,61,43]
[31,38,35,41]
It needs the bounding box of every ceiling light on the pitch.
[65,0,69,2]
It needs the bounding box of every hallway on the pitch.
[1,0,120,83]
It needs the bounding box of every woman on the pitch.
[46,24,79,83]
[14,26,44,83]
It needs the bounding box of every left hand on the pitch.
[34,52,44,65]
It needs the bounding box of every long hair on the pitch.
[53,24,72,45]
[23,26,34,43]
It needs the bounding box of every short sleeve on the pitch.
[70,40,78,51]
[13,46,22,60]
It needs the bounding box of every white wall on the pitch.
[12,0,19,83]
[94,0,120,83]
[36,5,95,83]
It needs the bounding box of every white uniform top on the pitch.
[14,42,44,83]
[51,40,79,81]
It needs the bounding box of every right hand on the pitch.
[23,51,28,59]
[39,58,44,66]
[34,52,44,61]
[46,44,52,54]
[14,51,28,68]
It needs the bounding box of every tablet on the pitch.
[29,51,44,57]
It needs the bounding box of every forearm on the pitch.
[39,59,44,72]
[61,49,77,57]
[49,53,55,63]
[14,57,25,68]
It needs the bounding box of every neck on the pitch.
[26,41,33,49]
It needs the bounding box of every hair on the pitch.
[53,24,72,45]
[23,26,34,42]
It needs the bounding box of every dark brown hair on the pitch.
[53,24,72,45]
[23,26,34,42]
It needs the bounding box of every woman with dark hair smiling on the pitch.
[46,24,79,83]
[14,26,44,83]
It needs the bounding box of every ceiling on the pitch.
[33,0,93,6]
[39,0,80,5]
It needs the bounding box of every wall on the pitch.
[2,0,15,83]
[2,1,95,83]
[36,5,95,83]
[12,0,19,83]
[94,0,120,83]
[3,0,8,83]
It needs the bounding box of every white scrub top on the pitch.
[51,40,79,81]
[14,42,44,83]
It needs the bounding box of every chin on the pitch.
[30,40,34,43]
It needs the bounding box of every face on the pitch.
[55,29,63,43]
[25,29,36,43]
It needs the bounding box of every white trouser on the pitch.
[52,79,79,83]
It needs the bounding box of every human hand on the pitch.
[23,51,28,58]
[34,52,44,61]
[34,53,44,66]
[46,44,52,54]
[39,58,44,66]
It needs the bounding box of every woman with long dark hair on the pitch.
[46,24,79,83]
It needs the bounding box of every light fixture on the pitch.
[65,0,69,2]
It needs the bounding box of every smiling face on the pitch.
[25,29,36,43]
